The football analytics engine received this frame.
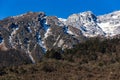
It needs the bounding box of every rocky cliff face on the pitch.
[66,11,105,37]
[0,11,120,63]
[0,12,84,63]
[65,11,120,37]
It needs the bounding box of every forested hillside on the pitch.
[0,37,120,80]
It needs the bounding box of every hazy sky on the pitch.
[0,0,120,20]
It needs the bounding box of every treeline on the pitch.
[44,37,120,64]
[0,37,120,68]
[0,37,120,80]
[0,49,32,68]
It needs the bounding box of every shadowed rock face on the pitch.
[0,12,84,64]
[0,11,120,65]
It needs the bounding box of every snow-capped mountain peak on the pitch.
[97,10,120,36]
[0,10,120,63]
[66,11,104,37]
[65,11,120,37]
[58,18,67,22]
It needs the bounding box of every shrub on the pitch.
[41,63,56,73]
[45,49,62,60]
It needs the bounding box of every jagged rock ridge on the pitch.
[0,10,120,63]
[65,11,120,37]
[0,12,84,63]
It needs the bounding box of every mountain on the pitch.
[97,11,120,36]
[65,11,104,37]
[0,12,84,64]
[0,11,120,64]
[65,11,120,37]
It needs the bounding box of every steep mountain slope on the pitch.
[0,12,84,63]
[65,11,120,37]
[97,11,120,36]
[0,10,120,64]
[66,11,105,37]
[0,38,120,80]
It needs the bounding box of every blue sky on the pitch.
[0,0,120,20]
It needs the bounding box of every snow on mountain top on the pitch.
[67,11,97,24]
[78,11,93,16]
[97,10,120,36]
[58,18,67,22]
[2,10,120,38]
[110,10,120,16]
[58,18,67,25]
[98,10,120,21]
[65,11,120,37]
[98,10,120,17]
[68,11,94,18]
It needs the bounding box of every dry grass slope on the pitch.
[0,38,120,80]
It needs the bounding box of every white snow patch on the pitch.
[9,28,19,47]
[12,28,19,34]
[38,40,46,52]
[28,53,35,64]
[112,15,119,19]
[53,35,61,46]
[27,44,35,64]
[28,27,32,33]
[67,30,74,35]
[58,18,67,25]
[58,18,67,22]
[44,28,52,38]
[43,20,49,31]
[43,24,49,31]
[36,32,46,52]
[97,22,117,36]
[63,26,75,35]
[9,36,13,46]
[45,20,48,25]
[58,39,64,47]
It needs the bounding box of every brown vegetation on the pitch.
[0,38,120,80]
